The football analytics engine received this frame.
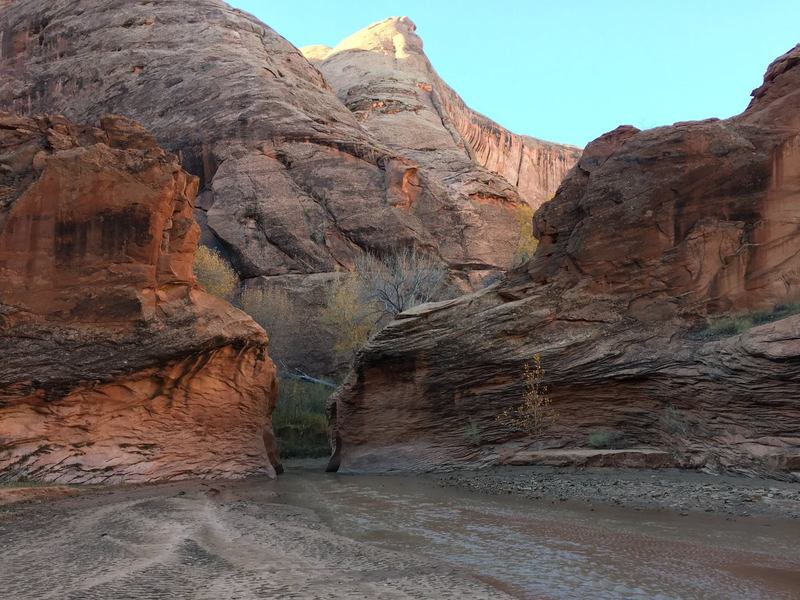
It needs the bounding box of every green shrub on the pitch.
[707,316,754,337]
[272,380,332,458]
[660,404,690,436]
[0,479,47,488]
[771,301,800,321]
[193,246,237,299]
[699,301,800,338]
[464,418,482,446]
[587,430,625,449]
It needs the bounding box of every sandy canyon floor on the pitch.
[2,465,799,599]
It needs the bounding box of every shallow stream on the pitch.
[270,466,800,599]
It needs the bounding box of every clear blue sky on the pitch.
[229,1,800,147]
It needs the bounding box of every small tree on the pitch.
[355,247,449,322]
[512,204,538,267]
[193,246,237,299]
[240,286,296,358]
[319,273,377,360]
[320,248,451,363]
[497,354,557,437]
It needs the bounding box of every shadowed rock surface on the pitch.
[304,17,581,211]
[0,113,279,483]
[0,1,579,376]
[328,46,800,477]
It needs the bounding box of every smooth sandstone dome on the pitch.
[328,45,800,477]
[0,114,279,483]
[305,17,581,210]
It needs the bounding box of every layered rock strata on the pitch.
[328,46,800,478]
[0,1,579,375]
[0,113,279,483]
[304,16,580,210]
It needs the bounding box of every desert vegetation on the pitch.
[698,301,800,338]
[587,430,626,449]
[319,273,378,361]
[271,379,332,458]
[237,247,454,456]
[497,355,558,437]
[240,286,301,366]
[463,418,482,446]
[660,404,691,437]
[193,246,237,299]
[512,204,538,267]
[354,247,450,321]
[322,247,452,362]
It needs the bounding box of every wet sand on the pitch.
[431,465,800,519]
[2,467,799,599]
[0,479,502,600]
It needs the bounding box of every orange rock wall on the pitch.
[0,114,279,483]
[328,46,800,477]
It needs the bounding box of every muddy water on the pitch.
[2,469,799,599]
[268,467,800,600]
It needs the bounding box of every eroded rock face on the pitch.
[329,46,800,477]
[0,2,561,277]
[304,17,581,210]
[0,113,279,483]
[0,0,579,376]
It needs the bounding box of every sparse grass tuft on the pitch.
[587,430,626,449]
[0,479,47,488]
[660,404,690,437]
[697,301,800,339]
[705,317,752,337]
[464,418,482,446]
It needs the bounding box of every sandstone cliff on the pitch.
[328,46,800,477]
[0,1,578,376]
[0,113,279,483]
[303,17,580,210]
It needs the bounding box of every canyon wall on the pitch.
[0,113,279,483]
[328,46,800,478]
[305,17,580,210]
[0,2,578,376]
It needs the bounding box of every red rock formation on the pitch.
[0,113,279,483]
[0,0,580,376]
[328,46,800,478]
[0,1,557,279]
[305,17,581,210]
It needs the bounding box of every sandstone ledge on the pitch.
[499,449,674,469]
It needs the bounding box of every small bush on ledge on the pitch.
[193,246,237,299]
[587,430,626,449]
[464,418,482,446]
[497,355,557,437]
[697,301,800,338]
